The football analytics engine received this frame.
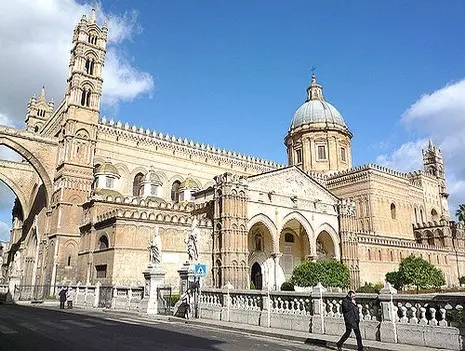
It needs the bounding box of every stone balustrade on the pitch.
[56,283,144,311]
[199,283,465,350]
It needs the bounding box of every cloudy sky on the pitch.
[0,0,464,242]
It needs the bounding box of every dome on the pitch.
[142,169,162,184]
[290,100,346,130]
[179,177,199,190]
[94,162,120,177]
[289,74,348,130]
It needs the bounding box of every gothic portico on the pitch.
[245,167,340,290]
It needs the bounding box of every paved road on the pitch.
[0,305,329,351]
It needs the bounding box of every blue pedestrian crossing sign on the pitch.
[194,264,207,277]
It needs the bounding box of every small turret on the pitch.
[25,86,54,133]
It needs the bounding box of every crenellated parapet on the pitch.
[97,117,283,173]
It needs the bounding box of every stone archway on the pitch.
[279,219,310,281]
[315,231,336,260]
[247,218,276,290]
[251,262,262,290]
[0,131,57,207]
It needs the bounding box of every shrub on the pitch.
[167,294,180,307]
[280,282,295,291]
[250,281,256,290]
[356,282,383,293]
[290,260,350,289]
[385,270,405,290]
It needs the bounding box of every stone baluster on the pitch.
[409,306,418,324]
[399,305,408,323]
[327,301,334,317]
[428,307,438,326]
[438,308,447,326]
[364,304,372,321]
[419,307,428,325]
[379,282,398,343]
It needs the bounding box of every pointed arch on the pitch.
[315,222,340,259]
[280,211,314,239]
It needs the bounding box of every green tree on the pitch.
[385,270,405,290]
[456,204,465,224]
[398,255,445,293]
[290,260,350,289]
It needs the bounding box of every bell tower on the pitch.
[422,139,450,219]
[25,87,54,133]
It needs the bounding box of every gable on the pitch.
[247,166,338,204]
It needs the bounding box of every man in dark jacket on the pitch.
[337,290,363,351]
[58,288,67,309]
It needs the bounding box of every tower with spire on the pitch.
[25,86,54,133]
[422,139,450,218]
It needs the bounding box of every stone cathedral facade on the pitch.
[1,10,464,292]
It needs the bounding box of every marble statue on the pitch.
[185,218,200,262]
[148,225,162,265]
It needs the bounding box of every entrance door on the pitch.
[251,262,262,290]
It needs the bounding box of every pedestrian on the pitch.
[66,287,75,309]
[58,287,67,309]
[337,290,363,351]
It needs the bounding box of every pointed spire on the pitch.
[90,7,96,24]
[306,73,324,101]
[38,86,46,101]
[428,138,434,150]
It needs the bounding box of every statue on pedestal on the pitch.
[148,226,162,265]
[185,218,200,263]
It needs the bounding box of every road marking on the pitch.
[62,319,94,328]
[105,317,159,326]
[0,323,19,335]
[84,318,117,326]
[40,321,71,330]
[18,322,39,332]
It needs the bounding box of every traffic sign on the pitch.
[194,264,207,277]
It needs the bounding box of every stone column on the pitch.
[379,282,398,343]
[271,252,282,290]
[140,264,166,315]
[311,283,327,334]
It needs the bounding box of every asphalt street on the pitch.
[0,304,330,351]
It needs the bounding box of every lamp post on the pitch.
[449,220,461,285]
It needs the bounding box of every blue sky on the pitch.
[0,0,464,241]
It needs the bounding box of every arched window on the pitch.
[85,58,95,75]
[378,250,382,261]
[399,252,403,261]
[284,233,294,243]
[414,208,418,223]
[34,125,39,133]
[368,249,371,260]
[133,173,144,196]
[171,180,181,202]
[390,251,394,262]
[431,208,439,221]
[67,255,72,266]
[390,203,396,219]
[98,235,109,250]
[88,35,98,45]
[81,89,91,107]
[420,209,424,223]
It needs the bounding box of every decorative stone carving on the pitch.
[185,218,200,263]
[148,225,162,265]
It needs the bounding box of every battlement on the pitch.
[98,117,283,172]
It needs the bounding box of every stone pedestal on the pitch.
[178,261,196,294]
[140,264,165,315]
[8,276,21,302]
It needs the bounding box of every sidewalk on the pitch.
[22,302,451,351]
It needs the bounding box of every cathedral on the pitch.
[1,9,464,292]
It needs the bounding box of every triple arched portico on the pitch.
[246,166,341,290]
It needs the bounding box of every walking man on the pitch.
[337,290,363,351]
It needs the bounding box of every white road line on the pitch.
[40,321,71,330]
[0,323,19,335]
[62,319,94,328]
[18,322,39,332]
[83,318,117,326]
[104,317,159,326]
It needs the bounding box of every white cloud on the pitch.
[377,78,465,215]
[0,0,154,125]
